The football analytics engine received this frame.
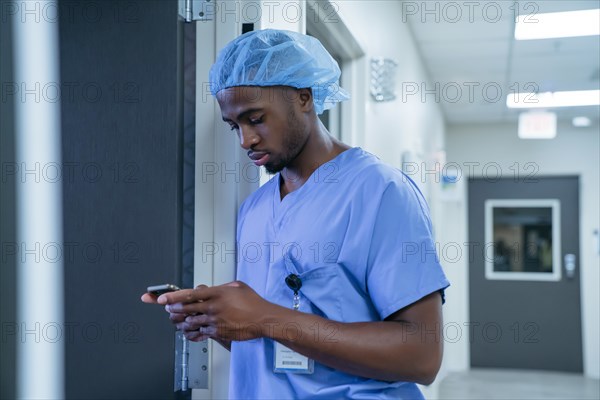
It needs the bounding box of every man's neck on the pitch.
[279,125,350,199]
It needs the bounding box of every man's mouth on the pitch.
[248,151,270,167]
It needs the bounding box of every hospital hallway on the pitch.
[2,0,599,399]
[437,368,600,399]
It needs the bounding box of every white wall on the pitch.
[445,121,600,379]
[337,1,445,170]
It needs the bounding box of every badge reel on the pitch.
[273,274,314,374]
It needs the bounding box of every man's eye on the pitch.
[229,124,239,131]
[249,116,263,125]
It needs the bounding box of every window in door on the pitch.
[485,199,561,281]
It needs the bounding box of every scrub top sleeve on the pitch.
[366,180,449,320]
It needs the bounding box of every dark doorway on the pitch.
[59,1,185,398]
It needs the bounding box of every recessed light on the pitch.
[572,116,592,127]
[507,90,600,109]
[515,9,600,40]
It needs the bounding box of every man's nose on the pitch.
[239,128,259,150]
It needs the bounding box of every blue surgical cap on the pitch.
[209,29,349,115]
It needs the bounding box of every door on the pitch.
[1,8,17,399]
[468,176,582,372]
[59,1,186,398]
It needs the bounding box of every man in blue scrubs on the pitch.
[143,29,449,399]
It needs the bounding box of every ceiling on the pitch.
[407,0,600,124]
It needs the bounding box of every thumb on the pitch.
[223,281,244,288]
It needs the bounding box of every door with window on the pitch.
[468,176,582,372]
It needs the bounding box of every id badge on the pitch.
[273,341,314,374]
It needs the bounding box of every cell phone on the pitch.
[147,283,181,296]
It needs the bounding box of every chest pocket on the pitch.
[281,258,380,323]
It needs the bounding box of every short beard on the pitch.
[264,105,307,174]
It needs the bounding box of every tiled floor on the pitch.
[437,368,600,399]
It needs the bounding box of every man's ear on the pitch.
[297,88,314,112]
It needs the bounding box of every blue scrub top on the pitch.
[230,147,450,399]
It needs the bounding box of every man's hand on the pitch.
[142,282,444,383]
[157,281,279,343]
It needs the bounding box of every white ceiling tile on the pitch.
[512,36,600,57]
[410,19,513,43]
[522,0,600,14]
[420,39,510,60]
[408,0,600,124]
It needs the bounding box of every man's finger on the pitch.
[158,286,216,305]
[141,293,158,304]
[157,288,194,305]
[175,314,211,332]
[223,280,243,288]
[169,312,187,323]
[186,314,211,326]
[184,331,209,342]
[165,301,209,315]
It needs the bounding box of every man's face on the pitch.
[216,86,310,174]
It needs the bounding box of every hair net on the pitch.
[209,29,349,115]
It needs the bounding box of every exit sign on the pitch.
[518,111,557,139]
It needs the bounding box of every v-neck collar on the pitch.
[271,147,360,232]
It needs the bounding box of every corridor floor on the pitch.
[437,368,600,399]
